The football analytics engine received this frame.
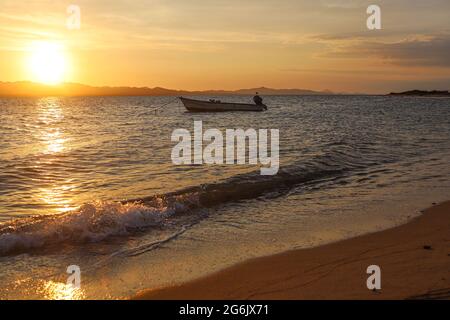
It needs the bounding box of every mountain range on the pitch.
[0,81,338,97]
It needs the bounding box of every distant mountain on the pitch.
[233,87,333,95]
[0,82,187,97]
[0,81,338,98]
[388,90,450,97]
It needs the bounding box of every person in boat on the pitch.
[253,92,263,106]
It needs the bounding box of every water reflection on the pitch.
[33,98,75,213]
[43,129,66,154]
[36,98,66,154]
[38,183,78,213]
[41,281,86,300]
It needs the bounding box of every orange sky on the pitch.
[0,0,449,93]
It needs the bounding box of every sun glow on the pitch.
[41,281,85,300]
[27,41,67,85]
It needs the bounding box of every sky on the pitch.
[0,0,449,93]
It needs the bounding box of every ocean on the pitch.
[0,95,449,299]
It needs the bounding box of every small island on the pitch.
[388,90,450,97]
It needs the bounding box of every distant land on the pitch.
[388,90,450,97]
[0,81,339,98]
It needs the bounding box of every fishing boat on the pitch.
[179,97,267,112]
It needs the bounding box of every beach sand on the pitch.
[135,201,450,300]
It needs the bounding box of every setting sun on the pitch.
[27,41,67,85]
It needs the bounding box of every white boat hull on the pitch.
[180,97,266,112]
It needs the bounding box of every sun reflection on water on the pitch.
[36,98,67,154]
[43,129,66,154]
[32,98,79,213]
[41,281,86,300]
[38,183,78,213]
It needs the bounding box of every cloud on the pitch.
[320,34,450,67]
[368,36,450,67]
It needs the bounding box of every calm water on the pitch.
[0,95,449,299]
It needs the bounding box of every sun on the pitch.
[27,41,67,85]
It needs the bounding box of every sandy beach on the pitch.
[136,201,450,300]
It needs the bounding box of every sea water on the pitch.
[0,95,449,299]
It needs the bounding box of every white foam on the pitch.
[0,200,176,255]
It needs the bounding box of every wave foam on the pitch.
[0,199,192,256]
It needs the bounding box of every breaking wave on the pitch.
[0,151,379,256]
[0,196,199,256]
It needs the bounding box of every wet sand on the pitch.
[135,201,450,300]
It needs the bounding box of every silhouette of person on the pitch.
[253,92,263,105]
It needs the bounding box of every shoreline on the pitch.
[135,201,450,300]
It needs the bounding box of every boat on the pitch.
[179,97,267,112]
